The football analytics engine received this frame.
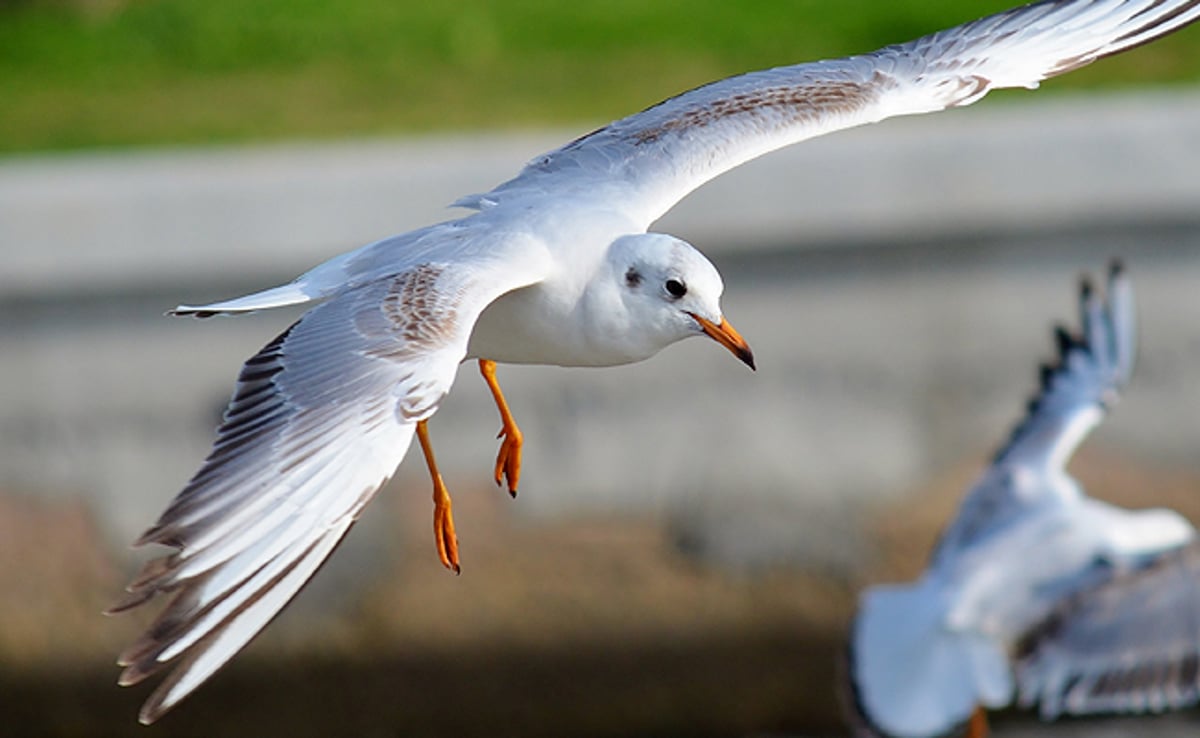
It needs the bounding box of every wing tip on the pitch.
[137,687,177,726]
[105,588,156,617]
[1079,273,1094,301]
[168,306,220,318]
[990,258,1137,465]
[1052,258,1135,393]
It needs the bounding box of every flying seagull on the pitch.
[845,262,1200,737]
[112,0,1200,724]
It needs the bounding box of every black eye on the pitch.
[665,279,687,298]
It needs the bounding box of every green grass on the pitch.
[3,0,1200,152]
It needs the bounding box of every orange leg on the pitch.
[965,706,989,738]
[417,419,460,574]
[479,359,522,497]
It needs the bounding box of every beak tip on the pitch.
[690,312,755,371]
[737,347,756,371]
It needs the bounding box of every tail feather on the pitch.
[847,580,1012,737]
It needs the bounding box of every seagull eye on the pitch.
[665,279,687,298]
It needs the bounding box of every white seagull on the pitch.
[111,0,1200,724]
[845,262,1200,738]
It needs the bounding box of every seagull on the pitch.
[844,262,1199,738]
[111,0,1200,724]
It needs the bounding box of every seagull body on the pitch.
[846,264,1199,738]
[113,0,1200,724]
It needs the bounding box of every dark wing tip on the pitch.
[1053,325,1075,357]
[1079,274,1094,300]
[166,307,216,318]
[991,259,1136,465]
[104,588,157,617]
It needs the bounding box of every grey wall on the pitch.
[3,90,1199,577]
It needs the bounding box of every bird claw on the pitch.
[433,491,460,574]
[493,424,522,497]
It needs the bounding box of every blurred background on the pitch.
[3,1,1200,736]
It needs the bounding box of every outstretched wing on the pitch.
[472,0,1200,227]
[109,252,549,724]
[1015,543,1200,718]
[932,261,1135,563]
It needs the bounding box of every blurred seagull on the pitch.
[112,0,1200,724]
[845,262,1199,738]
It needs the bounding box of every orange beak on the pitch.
[690,314,755,370]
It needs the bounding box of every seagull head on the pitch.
[608,233,754,369]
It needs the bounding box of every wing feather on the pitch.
[1015,543,1200,718]
[932,261,1134,561]
[110,252,550,724]
[481,0,1200,227]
